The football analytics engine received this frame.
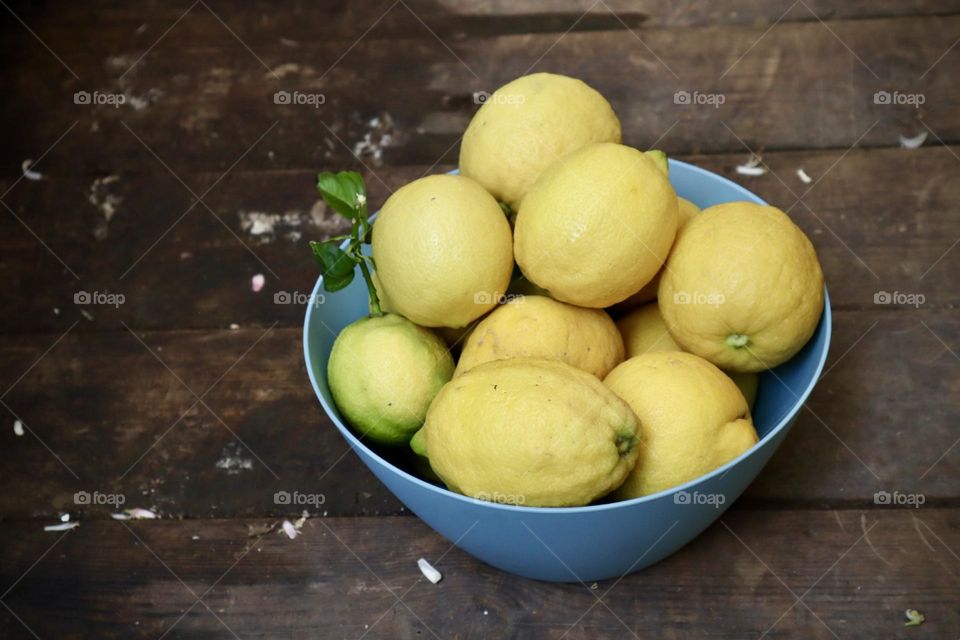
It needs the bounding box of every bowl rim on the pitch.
[303,158,833,514]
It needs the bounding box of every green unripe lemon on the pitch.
[328,314,454,445]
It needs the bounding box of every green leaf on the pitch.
[498,201,513,217]
[317,171,366,220]
[310,241,357,285]
[307,170,381,316]
[323,269,355,292]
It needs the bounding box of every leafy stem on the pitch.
[310,170,383,317]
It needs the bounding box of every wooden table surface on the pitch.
[2,1,959,638]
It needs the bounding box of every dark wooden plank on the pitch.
[1,14,958,175]
[0,304,958,520]
[1,146,958,334]
[5,0,960,53]
[1,509,958,638]
[0,327,405,521]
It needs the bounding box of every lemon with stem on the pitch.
[311,171,454,445]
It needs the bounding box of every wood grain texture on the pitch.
[1,509,958,639]
[1,304,957,520]
[1,2,959,636]
[1,147,958,334]
[1,14,958,176]
[7,0,960,49]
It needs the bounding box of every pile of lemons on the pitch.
[327,73,824,507]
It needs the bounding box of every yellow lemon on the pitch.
[374,271,476,353]
[328,314,455,445]
[611,196,701,311]
[506,272,551,298]
[455,295,624,378]
[677,197,701,225]
[460,73,621,209]
[419,358,639,506]
[658,202,824,372]
[617,302,759,408]
[372,174,514,328]
[514,143,678,308]
[728,371,759,409]
[617,302,684,356]
[604,352,758,498]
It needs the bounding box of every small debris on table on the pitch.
[248,522,276,538]
[60,513,71,522]
[238,209,306,243]
[281,520,298,539]
[216,442,254,474]
[111,507,159,520]
[89,175,123,240]
[899,132,927,149]
[904,609,925,627]
[280,511,310,540]
[352,113,400,167]
[796,168,812,184]
[735,155,767,176]
[13,419,24,436]
[229,323,240,330]
[21,159,42,181]
[417,558,442,584]
[44,521,79,532]
[266,62,314,79]
[251,273,265,292]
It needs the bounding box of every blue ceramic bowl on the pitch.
[304,160,832,582]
